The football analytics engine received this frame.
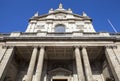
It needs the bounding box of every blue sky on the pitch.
[0,0,120,33]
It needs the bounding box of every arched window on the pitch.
[55,25,65,33]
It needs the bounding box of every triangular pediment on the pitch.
[30,3,91,21]
[48,67,72,75]
[30,11,90,20]
[26,3,95,33]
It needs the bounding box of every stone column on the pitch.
[35,46,45,81]
[74,46,85,81]
[0,46,14,81]
[81,46,93,81]
[0,46,7,63]
[43,61,47,81]
[105,46,120,81]
[73,61,78,81]
[26,46,38,81]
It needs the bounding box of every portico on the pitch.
[0,3,120,81]
[0,44,120,81]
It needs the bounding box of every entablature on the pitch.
[0,32,120,42]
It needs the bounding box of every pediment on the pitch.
[30,11,89,20]
[48,67,72,76]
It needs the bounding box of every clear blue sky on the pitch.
[0,0,120,33]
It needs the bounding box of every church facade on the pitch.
[0,4,120,81]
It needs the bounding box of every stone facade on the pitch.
[25,3,95,33]
[0,3,120,81]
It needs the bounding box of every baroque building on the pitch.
[0,3,120,81]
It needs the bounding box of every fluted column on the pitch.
[35,46,45,81]
[26,46,38,81]
[105,46,120,81]
[0,46,14,81]
[81,46,93,81]
[75,46,85,81]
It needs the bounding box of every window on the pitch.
[55,25,65,33]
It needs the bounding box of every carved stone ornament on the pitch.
[55,14,66,19]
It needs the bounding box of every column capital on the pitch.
[39,46,45,48]
[7,46,14,48]
[74,45,80,48]
[2,45,7,49]
[80,45,87,48]
[33,46,38,48]
[112,45,117,49]
[105,45,117,49]
[2,45,14,49]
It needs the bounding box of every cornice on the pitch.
[0,32,120,42]
[0,36,118,42]
[29,11,91,21]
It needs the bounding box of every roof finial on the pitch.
[34,11,39,17]
[68,8,71,11]
[82,11,87,17]
[49,8,54,13]
[59,3,63,9]
[50,8,53,11]
[68,8,73,13]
